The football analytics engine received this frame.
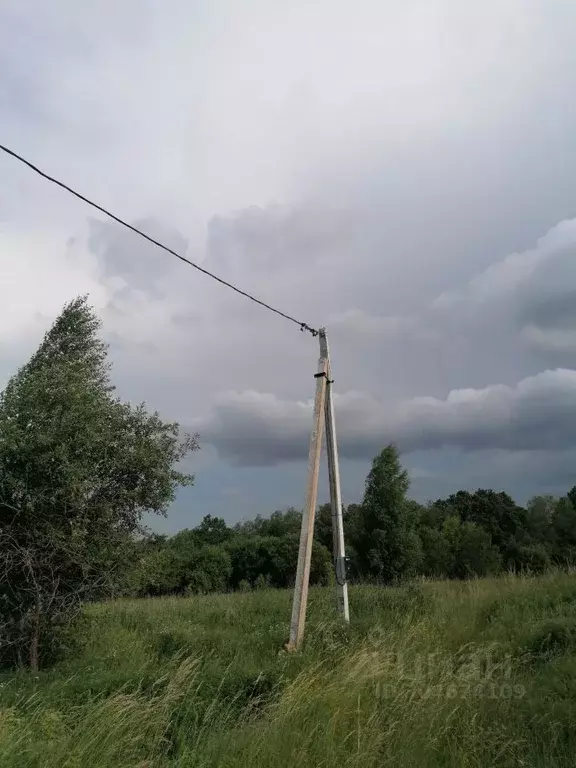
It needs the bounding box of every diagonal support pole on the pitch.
[324,334,350,622]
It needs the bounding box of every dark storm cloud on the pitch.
[192,211,576,471]
[433,220,576,366]
[198,369,576,466]
[521,291,576,332]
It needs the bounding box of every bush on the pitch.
[182,546,232,595]
[226,535,332,589]
[134,544,232,596]
[504,543,551,575]
[443,517,501,579]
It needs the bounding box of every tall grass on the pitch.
[1,573,576,766]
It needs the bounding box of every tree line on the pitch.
[130,445,576,597]
[1,296,574,670]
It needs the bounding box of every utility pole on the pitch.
[324,334,350,623]
[288,328,349,651]
[287,332,328,651]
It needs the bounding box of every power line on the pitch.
[0,143,319,337]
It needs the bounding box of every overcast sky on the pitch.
[2,0,576,532]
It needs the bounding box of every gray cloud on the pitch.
[88,217,188,295]
[4,0,576,527]
[431,220,576,368]
[199,368,576,466]
[207,204,359,275]
[521,291,576,332]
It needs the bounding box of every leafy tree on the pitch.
[134,534,232,596]
[567,486,576,511]
[132,543,182,596]
[442,516,500,578]
[180,546,232,594]
[550,496,576,565]
[341,503,363,578]
[431,489,527,551]
[257,508,303,538]
[502,541,551,574]
[418,525,451,577]
[314,503,334,552]
[234,508,302,538]
[225,534,331,589]
[453,521,500,578]
[226,537,268,587]
[309,540,333,586]
[525,496,556,545]
[355,445,422,582]
[418,501,450,530]
[189,515,232,546]
[233,515,264,536]
[264,535,305,587]
[0,297,197,669]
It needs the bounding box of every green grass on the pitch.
[2,573,576,766]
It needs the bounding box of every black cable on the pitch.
[0,143,319,337]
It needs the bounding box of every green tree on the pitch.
[502,541,550,574]
[180,546,232,594]
[567,486,576,511]
[132,542,182,596]
[233,515,264,536]
[342,503,363,578]
[0,297,198,669]
[134,532,232,596]
[525,496,556,545]
[431,489,527,551]
[442,516,500,578]
[355,445,422,582]
[234,508,302,538]
[314,503,333,551]
[418,525,451,577]
[258,508,302,537]
[225,534,331,589]
[192,515,232,546]
[551,496,576,565]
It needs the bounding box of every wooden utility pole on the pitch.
[288,328,349,651]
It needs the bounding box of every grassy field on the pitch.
[2,573,576,766]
